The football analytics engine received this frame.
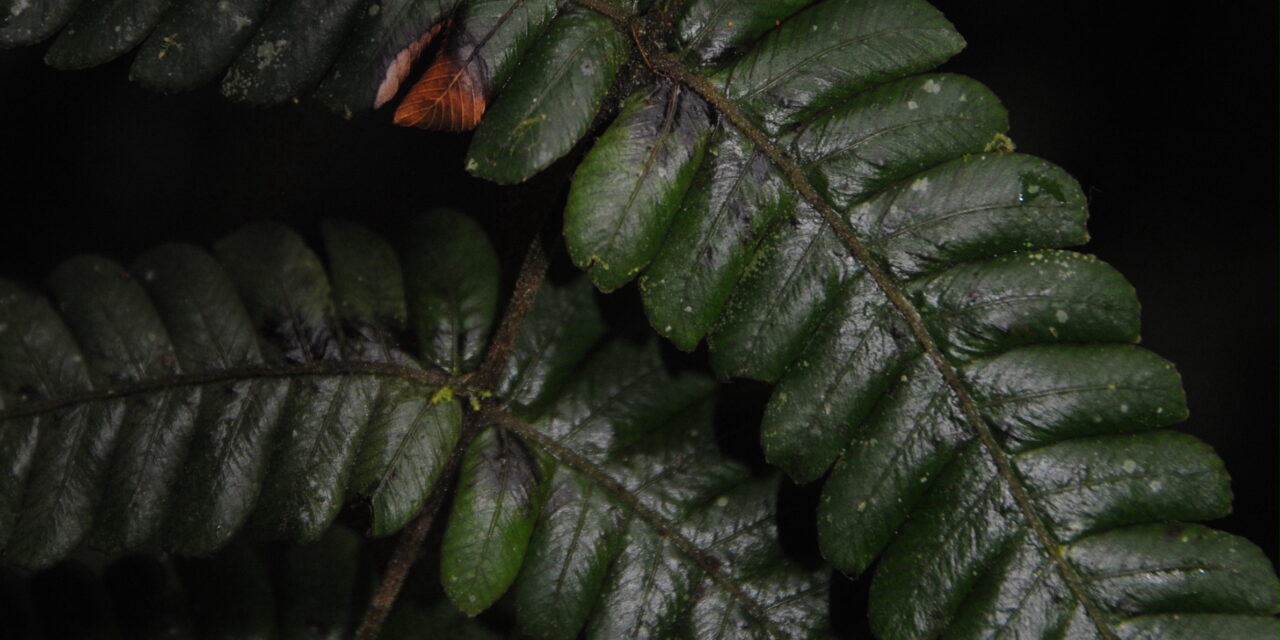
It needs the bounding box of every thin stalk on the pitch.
[0,361,447,422]
[354,418,482,640]
[469,235,550,391]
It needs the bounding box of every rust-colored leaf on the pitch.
[393,37,488,132]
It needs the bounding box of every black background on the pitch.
[0,0,1275,631]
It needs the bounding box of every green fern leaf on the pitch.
[0,214,830,638]
[0,215,470,563]
[464,7,628,183]
[5,0,1277,636]
[494,1,1280,637]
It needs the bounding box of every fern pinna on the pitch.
[2,0,1278,638]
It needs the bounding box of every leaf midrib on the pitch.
[498,17,615,153]
[1026,467,1217,502]
[978,382,1163,409]
[804,114,976,167]
[569,1,1122,637]
[112,389,184,533]
[740,215,829,361]
[595,82,685,267]
[675,0,735,61]
[733,25,943,103]
[432,0,526,106]
[990,558,1056,640]
[870,201,1063,246]
[855,378,953,519]
[0,360,446,423]
[372,389,438,505]
[491,409,789,640]
[0,341,801,636]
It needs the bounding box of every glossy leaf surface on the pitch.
[0,217,835,639]
[6,0,1278,636]
[0,214,476,565]
[565,81,712,292]
[465,8,627,184]
[506,340,831,640]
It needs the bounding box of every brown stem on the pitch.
[0,361,447,422]
[469,233,550,391]
[355,233,548,638]
[354,418,482,640]
[353,507,436,640]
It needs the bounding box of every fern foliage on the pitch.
[0,215,483,565]
[0,214,829,639]
[4,0,1279,637]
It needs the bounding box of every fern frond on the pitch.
[0,215,830,639]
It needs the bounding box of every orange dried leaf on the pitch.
[393,48,487,132]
